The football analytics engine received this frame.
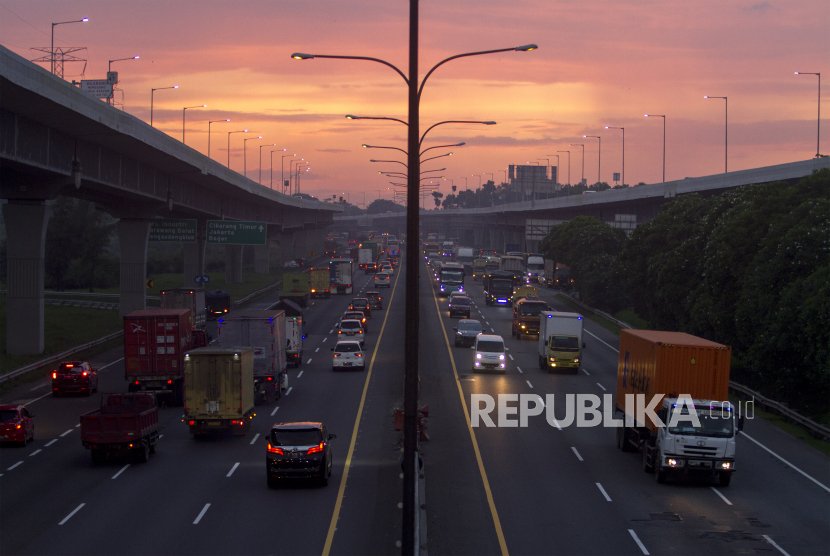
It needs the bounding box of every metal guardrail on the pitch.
[233,280,283,307]
[0,330,124,384]
[0,290,160,301]
[555,292,830,442]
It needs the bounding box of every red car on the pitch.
[52,361,99,396]
[0,404,35,446]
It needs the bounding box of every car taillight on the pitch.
[16,424,22,429]
[268,443,284,454]
[333,353,340,357]
[82,371,88,377]
[307,443,324,454]
[168,380,172,384]
[338,330,342,334]
[232,420,238,424]
[188,421,195,426]
[356,353,362,357]
[135,381,139,385]
[52,372,57,379]
[267,376,273,381]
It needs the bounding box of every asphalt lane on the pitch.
[0,264,407,556]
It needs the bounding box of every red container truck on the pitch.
[124,309,193,404]
[80,392,159,463]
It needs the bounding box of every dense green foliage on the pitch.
[541,169,830,417]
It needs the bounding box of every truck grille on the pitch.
[681,445,718,457]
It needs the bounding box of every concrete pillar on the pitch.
[225,245,244,283]
[3,201,49,355]
[294,229,307,260]
[254,240,271,274]
[474,227,485,249]
[182,232,206,287]
[117,219,152,317]
[488,229,499,251]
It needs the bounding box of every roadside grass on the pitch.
[554,293,621,335]
[144,271,282,302]
[614,309,650,329]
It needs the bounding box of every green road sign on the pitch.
[207,220,267,245]
[149,219,197,242]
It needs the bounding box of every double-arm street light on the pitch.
[645,114,666,182]
[795,72,821,158]
[208,119,230,159]
[227,130,248,169]
[584,135,601,185]
[107,56,138,105]
[182,104,206,144]
[51,18,88,74]
[269,148,286,189]
[557,151,570,186]
[282,154,296,191]
[243,136,263,178]
[604,127,624,186]
[260,144,278,185]
[704,96,727,172]
[150,85,178,127]
[293,19,536,551]
[570,143,585,186]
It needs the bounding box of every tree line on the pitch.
[540,169,830,419]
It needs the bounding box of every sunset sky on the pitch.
[2,0,827,205]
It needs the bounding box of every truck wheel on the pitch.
[718,472,732,487]
[91,449,105,464]
[135,444,150,463]
[642,442,655,473]
[149,442,157,455]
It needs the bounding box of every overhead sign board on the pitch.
[149,219,197,242]
[206,220,267,245]
[80,79,113,99]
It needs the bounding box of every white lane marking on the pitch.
[226,462,240,477]
[97,357,125,370]
[582,369,590,376]
[322,338,327,343]
[29,383,47,391]
[45,439,58,447]
[585,330,619,352]
[596,482,612,502]
[286,387,293,395]
[485,321,490,325]
[628,530,650,555]
[710,487,732,505]
[315,347,320,353]
[7,461,23,470]
[271,406,280,416]
[526,380,534,389]
[250,433,260,445]
[491,328,496,332]
[29,449,42,457]
[763,535,792,556]
[571,447,584,461]
[517,367,523,374]
[59,429,73,437]
[740,431,830,493]
[75,424,80,428]
[59,503,85,525]
[508,354,514,360]
[112,465,130,479]
[306,359,312,365]
[193,503,211,525]
[329,329,334,334]
[159,435,163,439]
[297,371,304,378]
[596,383,607,391]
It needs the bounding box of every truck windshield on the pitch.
[477,341,504,353]
[492,279,513,290]
[527,263,544,271]
[485,264,500,271]
[271,429,322,447]
[519,303,546,316]
[668,409,735,437]
[549,336,579,350]
[441,271,463,283]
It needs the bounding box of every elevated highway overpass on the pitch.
[0,45,341,354]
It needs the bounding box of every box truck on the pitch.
[537,311,584,372]
[615,330,740,486]
[269,299,304,369]
[80,393,159,463]
[358,249,375,272]
[310,267,330,298]
[279,273,310,307]
[184,347,255,437]
[160,288,208,346]
[512,297,548,339]
[217,311,286,405]
[124,309,193,404]
[330,258,354,294]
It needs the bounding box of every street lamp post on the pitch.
[243,136,262,178]
[208,119,230,159]
[150,85,178,127]
[290,159,305,194]
[270,148,285,189]
[460,176,468,207]
[107,55,138,105]
[557,151,570,187]
[795,72,821,158]
[584,135,601,185]
[293,23,536,553]
[604,127,624,186]
[282,155,296,192]
[51,18,88,74]
[182,104,206,144]
[704,97,727,172]
[570,144,585,186]
[260,144,276,185]
[645,114,666,182]
[227,130,248,169]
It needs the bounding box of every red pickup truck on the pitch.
[80,393,159,463]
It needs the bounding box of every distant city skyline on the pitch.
[3,0,826,202]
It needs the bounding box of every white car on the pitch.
[374,272,391,288]
[332,341,365,371]
[473,334,507,374]
[381,264,393,275]
[336,319,365,347]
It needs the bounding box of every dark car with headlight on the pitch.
[448,295,472,318]
[266,422,336,487]
[453,319,483,347]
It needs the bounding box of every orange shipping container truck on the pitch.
[615,329,741,487]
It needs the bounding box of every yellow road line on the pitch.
[322,268,402,556]
[430,275,510,556]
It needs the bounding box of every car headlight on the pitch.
[456,331,462,335]
[476,353,482,359]
[498,354,505,360]
[475,362,481,367]
[549,357,556,362]
[521,325,526,329]
[573,358,579,363]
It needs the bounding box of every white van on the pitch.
[473,334,506,373]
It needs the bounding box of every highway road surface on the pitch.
[1,252,828,555]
